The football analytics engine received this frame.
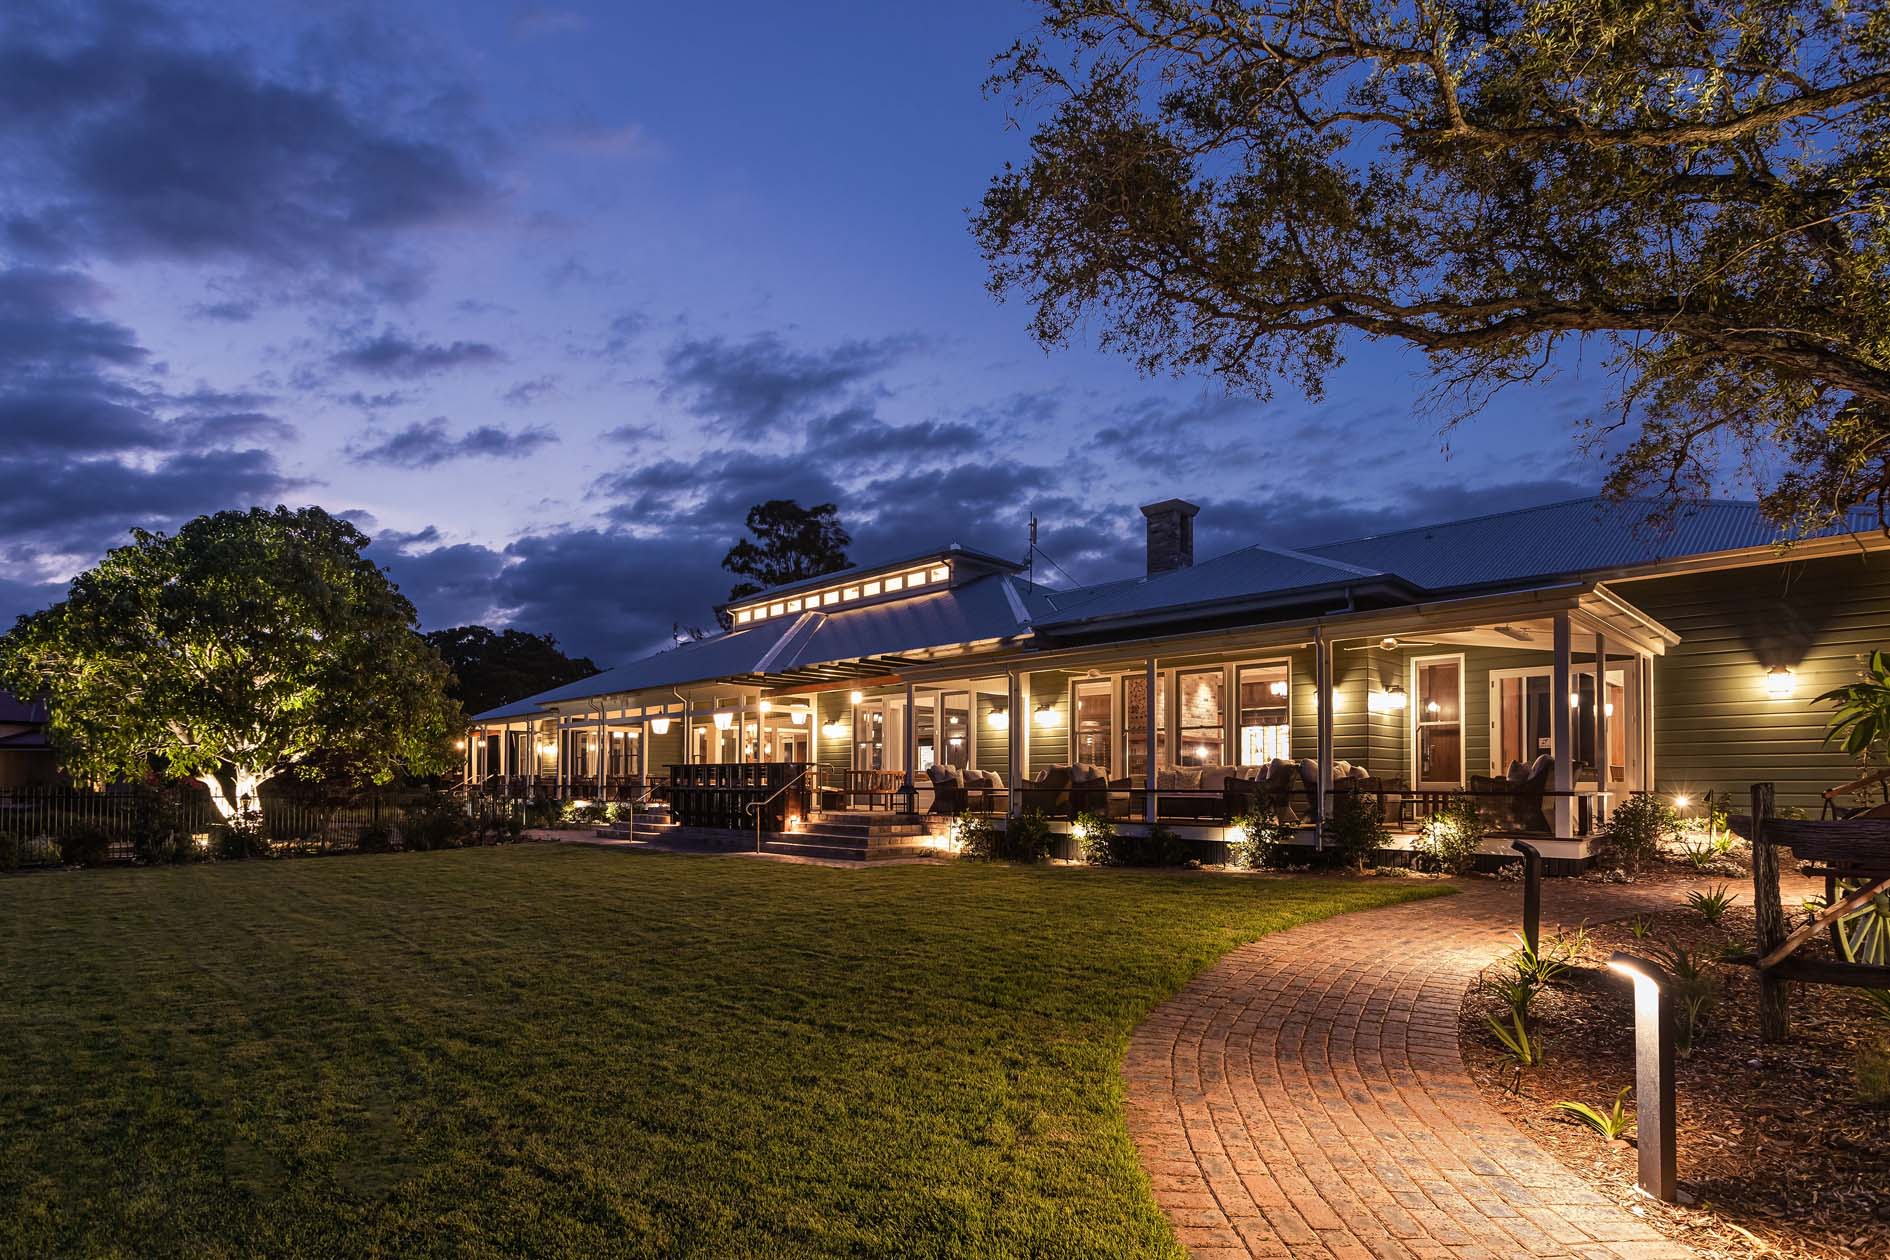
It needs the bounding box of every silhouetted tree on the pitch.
[721,500,852,605]
[425,626,600,716]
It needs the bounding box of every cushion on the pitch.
[1332,760,1351,779]
[1528,753,1553,783]
[1035,765,1071,791]
[962,768,987,787]
[927,764,963,788]
[1156,768,1180,791]
[1506,759,1530,783]
[1299,758,1320,787]
[1175,768,1203,790]
[983,771,1004,789]
[1199,767,1231,792]
[1349,765,1371,781]
[1070,763,1107,785]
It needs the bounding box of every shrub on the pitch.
[1553,1088,1633,1141]
[0,831,19,872]
[1414,796,1485,874]
[356,821,395,853]
[1073,811,1116,864]
[1856,1040,1890,1104]
[1229,811,1293,870]
[400,798,470,852]
[1654,942,1720,1054]
[129,789,194,865]
[1085,819,1192,867]
[1685,884,1739,925]
[1323,790,1389,871]
[524,800,560,830]
[1596,792,1678,874]
[57,823,114,867]
[998,811,1056,863]
[951,814,1000,861]
[212,817,269,860]
[560,800,611,827]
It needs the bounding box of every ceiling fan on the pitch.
[1343,635,1439,653]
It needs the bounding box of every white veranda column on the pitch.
[1007,671,1023,816]
[1143,656,1159,823]
[1593,632,1610,824]
[1315,628,1334,842]
[1552,612,1574,839]
[903,680,917,812]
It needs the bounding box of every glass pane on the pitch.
[1122,675,1167,778]
[914,702,936,772]
[1178,668,1224,766]
[855,705,883,770]
[942,693,970,768]
[1237,663,1291,765]
[1418,660,1460,722]
[1421,726,1461,783]
[1073,681,1113,771]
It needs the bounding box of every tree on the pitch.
[425,626,600,716]
[721,500,852,603]
[0,507,459,821]
[974,1,1890,535]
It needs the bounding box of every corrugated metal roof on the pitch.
[1304,496,1878,590]
[1034,545,1394,628]
[0,691,47,725]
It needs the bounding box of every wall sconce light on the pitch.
[758,699,772,713]
[790,708,808,725]
[538,741,557,757]
[713,711,734,730]
[1765,666,1795,699]
[1606,952,1677,1202]
[649,717,671,736]
[1569,691,1582,709]
[1033,703,1058,729]
[987,706,1010,731]
[1384,684,1407,711]
[453,738,467,751]
[1604,702,1615,718]
[821,719,849,739]
[849,689,864,704]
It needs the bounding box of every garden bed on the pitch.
[1461,884,1890,1260]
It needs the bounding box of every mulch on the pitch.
[1460,866,1890,1260]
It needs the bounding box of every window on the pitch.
[862,580,881,597]
[1177,668,1225,766]
[1237,663,1291,764]
[1122,674,1167,779]
[769,602,785,616]
[930,565,950,582]
[884,575,903,592]
[843,586,860,600]
[823,591,839,606]
[1072,679,1113,771]
[906,570,927,587]
[855,703,884,770]
[941,693,970,768]
[736,610,752,624]
[786,598,801,612]
[1415,657,1463,787]
[1494,672,1554,772]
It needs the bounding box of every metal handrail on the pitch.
[744,764,818,853]
[620,780,665,843]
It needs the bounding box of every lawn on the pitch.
[0,845,1447,1260]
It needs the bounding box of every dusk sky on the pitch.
[0,0,1618,664]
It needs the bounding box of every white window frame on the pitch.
[1410,653,1466,790]
[1487,664,1632,786]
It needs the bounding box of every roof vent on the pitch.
[1139,499,1200,575]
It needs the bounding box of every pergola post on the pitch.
[1315,628,1334,842]
[1017,671,1031,790]
[1007,671,1023,817]
[682,697,693,765]
[903,679,918,814]
[1552,612,1573,839]
[1592,632,1610,824]
[1143,656,1158,823]
[597,703,608,799]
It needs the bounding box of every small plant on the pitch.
[1323,790,1389,872]
[56,823,114,867]
[1087,820,1191,867]
[356,821,395,853]
[1654,942,1721,1054]
[0,831,18,872]
[1486,1007,1540,1066]
[1856,1040,1890,1104]
[1414,796,1485,875]
[949,814,1000,861]
[1595,792,1679,874]
[998,810,1055,863]
[1627,915,1653,940]
[1483,969,1540,1022]
[1508,924,1588,988]
[1553,1087,1634,1141]
[1686,884,1738,925]
[400,796,471,852]
[1229,810,1292,870]
[1678,832,1735,872]
[1073,811,1116,864]
[212,815,269,860]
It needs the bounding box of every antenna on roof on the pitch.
[1027,515,1038,589]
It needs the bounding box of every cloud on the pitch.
[661,330,925,437]
[329,327,505,378]
[501,375,557,406]
[0,5,498,295]
[510,6,592,39]
[602,422,662,445]
[347,417,559,468]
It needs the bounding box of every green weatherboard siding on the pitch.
[0,847,1443,1260]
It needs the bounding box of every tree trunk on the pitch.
[1751,782,1790,1042]
[199,768,267,824]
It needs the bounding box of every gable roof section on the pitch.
[1032,544,1409,630]
[713,543,1023,612]
[1303,496,1878,590]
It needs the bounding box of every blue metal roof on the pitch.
[714,542,1024,611]
[1033,545,1394,629]
[1303,497,1878,590]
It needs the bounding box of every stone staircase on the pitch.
[593,801,679,843]
[761,811,947,862]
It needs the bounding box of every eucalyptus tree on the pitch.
[975,0,1890,531]
[0,507,459,821]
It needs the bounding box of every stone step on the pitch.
[792,824,930,842]
[762,837,870,862]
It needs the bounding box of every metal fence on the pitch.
[0,785,526,867]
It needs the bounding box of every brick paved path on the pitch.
[1124,878,1718,1260]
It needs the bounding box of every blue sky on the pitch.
[0,0,1612,662]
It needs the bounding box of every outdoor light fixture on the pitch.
[1606,952,1678,1202]
[1385,684,1407,711]
[988,707,1010,731]
[1570,690,1582,708]
[713,711,734,730]
[822,719,849,739]
[454,739,466,751]
[850,689,864,704]
[538,741,556,756]
[649,717,671,736]
[759,699,772,713]
[1268,680,1289,699]
[1604,702,1615,717]
[1672,794,1691,810]
[790,708,808,726]
[1766,666,1795,699]
[1033,703,1058,729]
[1425,699,1441,715]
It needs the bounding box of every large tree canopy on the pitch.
[425,625,600,716]
[721,499,853,603]
[0,507,458,820]
[974,0,1890,532]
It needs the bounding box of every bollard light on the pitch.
[1607,952,1678,1202]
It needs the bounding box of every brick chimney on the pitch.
[1140,499,1200,575]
